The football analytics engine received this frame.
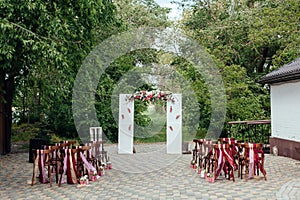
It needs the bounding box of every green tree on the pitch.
[180,0,299,134]
[182,0,299,75]
[115,0,171,28]
[89,0,171,142]
[0,0,120,154]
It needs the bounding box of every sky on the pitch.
[155,0,183,20]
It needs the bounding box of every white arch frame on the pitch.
[118,94,182,154]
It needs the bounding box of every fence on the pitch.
[226,120,271,145]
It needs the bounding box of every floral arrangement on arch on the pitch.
[127,90,175,103]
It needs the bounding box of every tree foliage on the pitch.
[0,0,122,151]
[182,0,299,75]
[114,0,171,28]
[180,0,299,128]
[94,0,298,140]
[1,0,299,151]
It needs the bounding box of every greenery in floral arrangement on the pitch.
[206,173,214,178]
[91,171,97,177]
[80,175,88,181]
[190,160,196,165]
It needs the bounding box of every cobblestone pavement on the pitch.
[1,143,300,200]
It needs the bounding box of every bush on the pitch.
[11,123,40,142]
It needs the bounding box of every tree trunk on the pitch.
[257,47,269,74]
[4,75,14,154]
[207,0,212,17]
[0,70,14,155]
[248,0,254,8]
[0,70,5,154]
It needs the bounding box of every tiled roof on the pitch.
[258,57,300,84]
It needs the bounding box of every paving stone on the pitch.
[1,143,300,199]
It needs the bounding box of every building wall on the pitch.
[269,137,300,160]
[271,80,300,142]
[270,80,300,160]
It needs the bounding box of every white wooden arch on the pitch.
[118,94,182,154]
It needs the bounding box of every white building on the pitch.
[259,58,300,160]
